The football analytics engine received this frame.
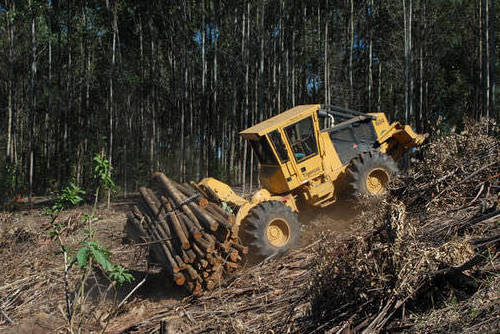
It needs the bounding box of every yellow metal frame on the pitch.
[200,105,426,226]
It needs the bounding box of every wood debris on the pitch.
[118,121,499,333]
[125,172,246,295]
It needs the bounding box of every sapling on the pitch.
[93,152,115,210]
[44,161,133,332]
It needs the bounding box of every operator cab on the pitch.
[240,105,323,195]
[240,104,391,196]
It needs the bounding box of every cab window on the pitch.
[284,117,318,162]
[268,130,289,163]
[249,137,278,165]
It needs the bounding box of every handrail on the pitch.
[319,105,377,120]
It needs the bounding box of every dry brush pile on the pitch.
[303,120,499,333]
[118,120,498,333]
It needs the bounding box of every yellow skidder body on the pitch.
[199,104,426,257]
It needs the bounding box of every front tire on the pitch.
[240,201,301,258]
[347,151,399,196]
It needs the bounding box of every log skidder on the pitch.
[347,151,399,196]
[199,104,425,264]
[130,104,426,294]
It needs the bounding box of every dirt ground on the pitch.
[0,197,184,333]
[0,195,360,333]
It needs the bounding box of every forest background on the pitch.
[0,0,498,200]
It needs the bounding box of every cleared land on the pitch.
[1,121,498,333]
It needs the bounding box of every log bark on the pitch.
[139,213,179,274]
[161,195,202,240]
[139,188,172,240]
[140,187,190,249]
[232,242,248,255]
[192,242,206,258]
[154,173,204,230]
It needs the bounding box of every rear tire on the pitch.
[240,201,301,258]
[347,151,399,196]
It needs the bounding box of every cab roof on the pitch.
[240,104,320,137]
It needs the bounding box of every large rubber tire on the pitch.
[347,151,399,196]
[240,201,301,258]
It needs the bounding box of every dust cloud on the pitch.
[298,199,359,246]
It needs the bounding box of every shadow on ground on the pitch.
[86,267,188,304]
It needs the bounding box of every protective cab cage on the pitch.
[319,105,380,165]
[249,105,380,167]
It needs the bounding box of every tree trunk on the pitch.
[242,1,250,194]
[149,21,156,176]
[479,0,483,119]
[214,0,219,174]
[200,0,207,178]
[65,0,72,185]
[403,0,413,125]
[180,3,188,182]
[368,0,374,113]
[278,0,283,112]
[485,0,490,120]
[349,0,354,105]
[489,0,496,123]
[108,0,118,209]
[324,4,329,106]
[29,0,37,204]
[417,0,425,133]
[46,0,53,176]
[259,0,265,116]
[377,61,382,113]
[6,1,14,164]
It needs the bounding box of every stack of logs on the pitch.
[126,172,247,295]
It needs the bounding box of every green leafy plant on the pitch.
[93,153,115,190]
[93,152,115,210]
[42,182,85,215]
[74,240,133,285]
[42,170,134,331]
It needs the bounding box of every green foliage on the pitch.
[73,240,134,285]
[75,245,90,268]
[93,153,115,191]
[42,182,85,215]
[59,183,86,206]
[449,295,458,308]
[469,307,478,319]
[109,265,135,285]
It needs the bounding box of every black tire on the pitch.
[240,200,301,258]
[347,151,399,196]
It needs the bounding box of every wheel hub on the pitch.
[266,218,290,247]
[366,168,389,194]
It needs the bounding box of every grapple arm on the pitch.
[377,122,428,160]
[198,177,248,207]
